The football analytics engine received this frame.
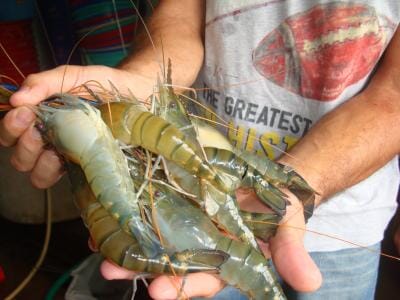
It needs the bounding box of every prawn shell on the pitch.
[99,102,140,145]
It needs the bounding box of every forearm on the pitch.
[118,0,205,99]
[279,28,400,205]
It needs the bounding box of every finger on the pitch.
[149,273,224,300]
[0,107,36,147]
[257,239,271,257]
[100,260,136,280]
[269,194,322,292]
[30,150,64,189]
[10,126,44,172]
[271,234,322,292]
[9,66,81,106]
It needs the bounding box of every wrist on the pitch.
[111,66,156,101]
[277,156,325,209]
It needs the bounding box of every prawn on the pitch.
[36,95,164,258]
[36,93,286,299]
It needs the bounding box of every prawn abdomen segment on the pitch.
[130,111,208,172]
[47,109,98,163]
[217,238,285,300]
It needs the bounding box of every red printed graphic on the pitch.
[252,3,389,101]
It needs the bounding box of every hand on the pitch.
[0,65,142,188]
[101,262,224,300]
[100,189,322,299]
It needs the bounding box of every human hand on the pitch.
[249,189,322,291]
[0,65,144,188]
[100,189,322,299]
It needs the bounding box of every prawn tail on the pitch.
[203,183,259,249]
[204,147,289,216]
[282,165,317,221]
[287,185,316,221]
[284,166,315,193]
[252,172,289,216]
[216,237,286,300]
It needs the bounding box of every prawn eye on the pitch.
[130,168,139,177]
[186,106,194,114]
[35,122,58,151]
[35,120,47,131]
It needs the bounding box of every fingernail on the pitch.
[15,107,35,128]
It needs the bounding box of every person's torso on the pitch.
[196,0,400,251]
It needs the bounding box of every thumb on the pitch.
[269,198,322,292]
[10,66,76,106]
[149,273,224,300]
[9,65,101,106]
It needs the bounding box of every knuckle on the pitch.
[30,151,64,189]
[45,150,62,165]
[10,155,31,172]
[73,65,87,84]
[19,133,42,154]
[31,170,62,189]
[0,135,13,147]
[0,118,14,146]
[24,73,41,86]
[30,175,49,189]
[1,112,16,131]
[55,64,68,71]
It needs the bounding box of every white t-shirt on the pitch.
[196,0,400,251]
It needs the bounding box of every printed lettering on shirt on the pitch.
[201,83,311,159]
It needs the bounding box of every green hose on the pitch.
[44,263,80,300]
